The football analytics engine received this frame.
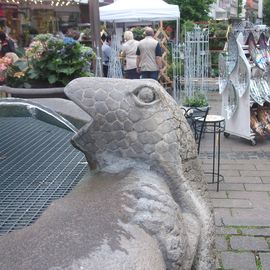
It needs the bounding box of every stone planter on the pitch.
[0,85,67,99]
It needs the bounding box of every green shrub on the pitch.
[182,92,208,107]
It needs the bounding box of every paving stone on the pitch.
[222,164,257,170]
[214,208,232,226]
[215,226,239,235]
[223,160,253,164]
[222,216,270,226]
[242,228,270,236]
[203,164,256,172]
[208,183,245,191]
[209,191,227,199]
[215,235,228,251]
[220,170,241,177]
[212,198,252,208]
[231,209,270,225]
[232,208,270,215]
[227,191,270,208]
[201,151,270,160]
[230,236,269,251]
[227,191,270,200]
[245,184,270,191]
[261,177,270,184]
[259,253,270,270]
[224,176,262,184]
[241,171,270,177]
[235,160,270,165]
[221,251,257,270]
[207,184,220,191]
[256,164,270,170]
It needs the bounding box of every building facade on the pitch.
[209,0,263,22]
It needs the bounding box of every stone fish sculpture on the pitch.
[64,78,215,270]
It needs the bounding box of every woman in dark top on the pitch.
[0,32,15,57]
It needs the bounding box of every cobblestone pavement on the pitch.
[200,91,270,270]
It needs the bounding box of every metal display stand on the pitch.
[220,23,270,145]
[203,115,225,192]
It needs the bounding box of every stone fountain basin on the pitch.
[0,85,66,99]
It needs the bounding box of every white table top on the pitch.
[195,114,225,123]
[205,115,225,123]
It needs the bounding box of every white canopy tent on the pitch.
[99,0,180,22]
[99,0,180,43]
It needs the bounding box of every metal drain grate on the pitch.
[0,117,88,235]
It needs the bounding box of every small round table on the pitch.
[197,115,225,191]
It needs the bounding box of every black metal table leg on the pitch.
[200,115,225,192]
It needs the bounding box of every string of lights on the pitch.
[0,0,79,6]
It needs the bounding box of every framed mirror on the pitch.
[225,80,239,119]
[218,53,229,94]
[235,56,249,97]
[227,33,239,74]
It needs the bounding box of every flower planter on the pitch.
[0,85,67,99]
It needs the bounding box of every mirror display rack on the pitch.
[219,24,270,145]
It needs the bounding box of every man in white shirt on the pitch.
[136,27,162,81]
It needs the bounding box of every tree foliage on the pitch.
[263,0,270,25]
[167,0,215,24]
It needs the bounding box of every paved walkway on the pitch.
[201,91,270,270]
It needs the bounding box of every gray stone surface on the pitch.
[245,183,270,191]
[261,177,270,183]
[221,252,257,270]
[215,226,239,235]
[64,78,216,269]
[2,86,270,270]
[259,253,270,270]
[211,198,252,208]
[213,208,232,226]
[240,170,270,177]
[0,168,169,270]
[215,236,228,251]
[208,191,227,198]
[224,176,262,184]
[231,209,270,223]
[242,228,270,236]
[227,191,270,200]
[230,236,269,251]
[207,182,245,191]
[33,98,92,124]
[222,216,270,226]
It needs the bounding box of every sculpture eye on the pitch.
[132,86,160,105]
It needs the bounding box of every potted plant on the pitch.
[182,91,208,108]
[3,34,96,98]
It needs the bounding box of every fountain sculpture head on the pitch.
[65,77,215,270]
[65,78,196,168]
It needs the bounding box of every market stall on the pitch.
[98,0,180,90]
[99,0,180,43]
[219,22,270,145]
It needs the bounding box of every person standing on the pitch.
[121,31,140,79]
[0,31,15,57]
[136,27,162,81]
[102,35,112,77]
